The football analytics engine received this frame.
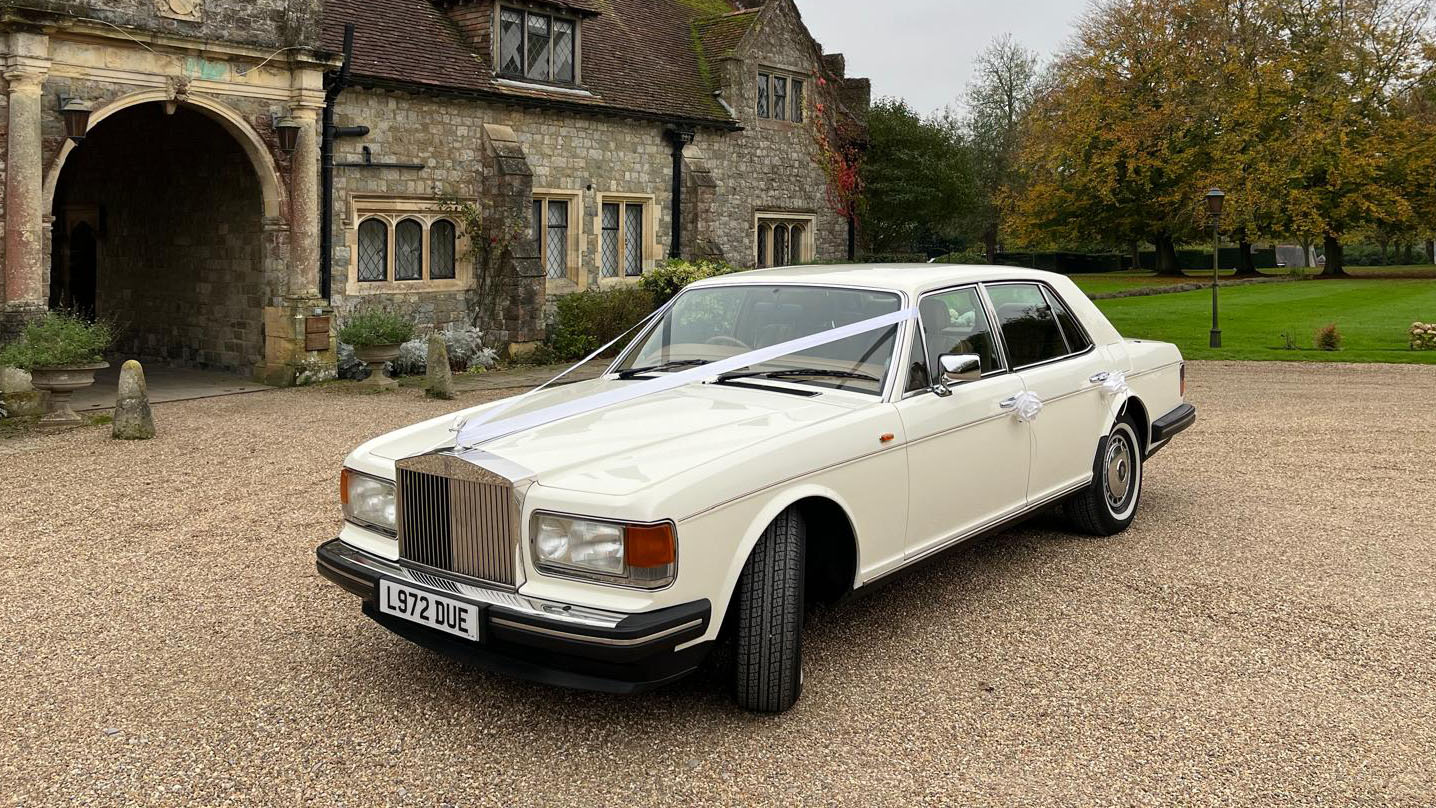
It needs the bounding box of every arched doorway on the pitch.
[48,101,273,372]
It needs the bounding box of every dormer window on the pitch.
[499,6,578,84]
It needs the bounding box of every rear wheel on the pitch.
[732,507,805,713]
[1066,417,1143,536]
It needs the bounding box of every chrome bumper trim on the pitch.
[325,539,627,630]
[489,617,704,647]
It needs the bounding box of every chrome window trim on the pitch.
[900,282,1010,400]
[981,279,1097,372]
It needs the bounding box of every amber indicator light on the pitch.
[339,468,351,505]
[625,524,676,568]
[880,433,895,443]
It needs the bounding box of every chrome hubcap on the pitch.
[1104,434,1132,509]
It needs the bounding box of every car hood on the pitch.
[363,378,863,496]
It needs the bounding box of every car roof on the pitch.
[687,264,1070,297]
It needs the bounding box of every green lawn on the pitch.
[1091,276,1436,363]
[1068,264,1436,296]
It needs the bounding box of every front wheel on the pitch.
[1065,417,1143,536]
[732,507,805,713]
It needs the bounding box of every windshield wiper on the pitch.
[616,359,710,379]
[714,367,881,384]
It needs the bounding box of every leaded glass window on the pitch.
[774,224,790,267]
[358,219,387,282]
[532,199,543,242]
[756,223,770,268]
[545,200,569,280]
[601,203,620,278]
[395,219,423,280]
[526,13,551,81]
[792,79,804,123]
[756,72,769,118]
[624,204,643,276]
[553,19,575,83]
[789,224,805,265]
[773,76,787,121]
[499,8,524,76]
[430,219,456,280]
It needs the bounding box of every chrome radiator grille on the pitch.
[395,454,517,587]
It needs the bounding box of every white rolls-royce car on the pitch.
[317,265,1195,712]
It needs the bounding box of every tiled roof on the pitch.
[693,8,759,90]
[320,0,745,126]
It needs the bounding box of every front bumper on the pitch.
[315,539,712,693]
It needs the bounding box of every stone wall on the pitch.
[55,103,268,371]
[10,0,322,49]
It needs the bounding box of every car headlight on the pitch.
[341,468,397,534]
[530,513,676,589]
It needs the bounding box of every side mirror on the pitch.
[939,353,982,385]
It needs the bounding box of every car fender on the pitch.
[714,482,862,624]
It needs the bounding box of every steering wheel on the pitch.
[705,335,750,350]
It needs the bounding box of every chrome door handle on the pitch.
[999,396,1018,410]
[1089,372,1111,384]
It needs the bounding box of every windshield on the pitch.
[615,284,903,395]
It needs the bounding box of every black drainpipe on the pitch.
[320,23,358,300]
[664,126,695,259]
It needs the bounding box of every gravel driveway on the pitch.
[3,362,1433,806]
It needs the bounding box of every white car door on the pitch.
[895,285,1031,561]
[984,281,1112,503]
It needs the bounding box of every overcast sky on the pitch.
[797,0,1091,115]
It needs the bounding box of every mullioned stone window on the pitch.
[756,69,806,123]
[499,6,579,85]
[346,198,471,294]
[755,213,815,268]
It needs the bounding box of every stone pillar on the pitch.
[478,123,543,354]
[287,103,322,298]
[2,32,51,326]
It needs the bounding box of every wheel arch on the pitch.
[1119,395,1151,454]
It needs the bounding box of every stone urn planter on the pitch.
[28,361,109,427]
[353,344,402,389]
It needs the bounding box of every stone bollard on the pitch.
[425,333,455,400]
[112,360,156,440]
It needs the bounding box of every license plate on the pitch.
[378,579,483,642]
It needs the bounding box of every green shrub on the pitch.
[1315,322,1342,351]
[539,286,655,362]
[0,311,114,370]
[934,249,989,265]
[337,307,415,347]
[639,259,745,306]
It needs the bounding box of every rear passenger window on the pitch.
[1042,286,1091,352]
[985,283,1069,368]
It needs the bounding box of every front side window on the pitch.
[986,283,1069,367]
[617,285,903,396]
[918,286,1004,376]
[498,7,577,84]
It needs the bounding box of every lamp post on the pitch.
[1204,188,1225,348]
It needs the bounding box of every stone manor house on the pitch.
[0,0,869,384]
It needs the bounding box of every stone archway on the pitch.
[48,101,279,372]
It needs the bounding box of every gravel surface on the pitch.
[3,362,1434,806]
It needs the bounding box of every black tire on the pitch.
[732,507,806,713]
[1066,416,1144,536]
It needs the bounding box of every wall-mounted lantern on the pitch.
[275,116,302,153]
[60,98,93,144]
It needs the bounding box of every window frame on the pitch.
[345,199,470,295]
[756,67,808,124]
[596,193,655,282]
[753,211,816,267]
[533,189,583,287]
[496,5,581,86]
[980,280,1096,371]
[903,282,1011,399]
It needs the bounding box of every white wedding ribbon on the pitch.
[455,306,919,452]
[1011,390,1044,423]
[1100,370,1130,397]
